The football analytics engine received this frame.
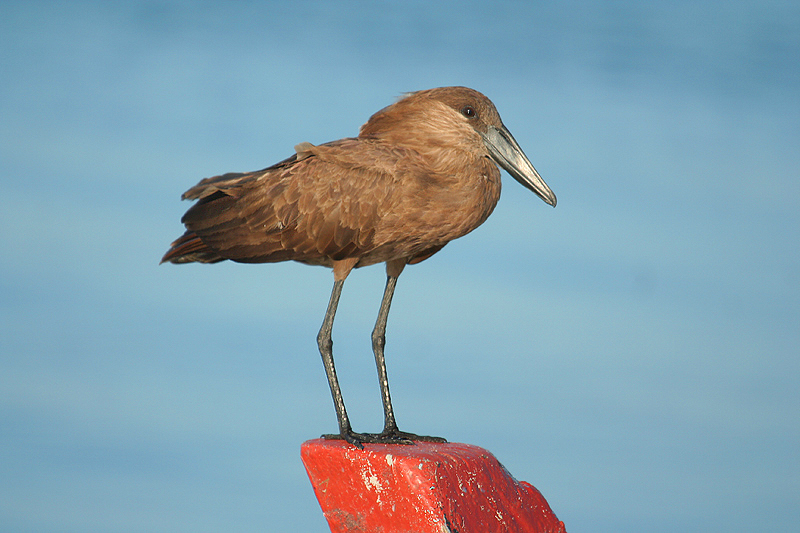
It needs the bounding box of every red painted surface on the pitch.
[301,438,566,533]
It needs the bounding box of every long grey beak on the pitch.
[481,125,556,207]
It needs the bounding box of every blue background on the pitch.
[2,1,798,531]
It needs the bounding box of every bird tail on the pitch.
[160,231,225,264]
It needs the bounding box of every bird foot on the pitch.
[323,429,447,448]
[322,430,372,449]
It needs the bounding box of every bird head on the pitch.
[361,86,556,207]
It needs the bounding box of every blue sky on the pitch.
[1,1,798,531]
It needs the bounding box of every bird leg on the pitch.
[318,279,370,448]
[367,274,447,445]
[318,275,445,447]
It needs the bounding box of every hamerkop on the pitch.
[162,86,556,447]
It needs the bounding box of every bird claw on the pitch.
[322,429,447,448]
[322,431,370,449]
[377,429,447,445]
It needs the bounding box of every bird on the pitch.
[161,86,556,447]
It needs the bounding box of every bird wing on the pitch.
[178,138,397,265]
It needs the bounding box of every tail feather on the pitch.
[160,231,225,264]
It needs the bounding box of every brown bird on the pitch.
[162,86,556,447]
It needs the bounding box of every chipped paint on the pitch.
[301,439,567,533]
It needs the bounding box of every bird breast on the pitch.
[355,145,503,266]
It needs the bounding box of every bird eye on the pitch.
[461,105,476,118]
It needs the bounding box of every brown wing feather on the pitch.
[160,231,225,264]
[181,154,299,201]
[168,139,394,266]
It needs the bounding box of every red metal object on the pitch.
[301,438,566,533]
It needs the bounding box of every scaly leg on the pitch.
[369,274,446,444]
[318,279,368,447]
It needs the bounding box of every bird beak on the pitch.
[481,125,557,207]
